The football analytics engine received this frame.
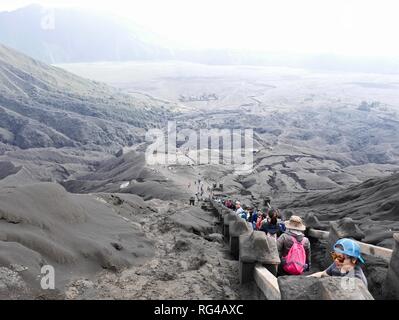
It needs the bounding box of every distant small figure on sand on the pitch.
[189,196,195,206]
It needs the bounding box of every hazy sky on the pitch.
[1,0,399,57]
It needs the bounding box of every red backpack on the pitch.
[283,236,307,275]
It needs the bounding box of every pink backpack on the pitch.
[283,236,306,275]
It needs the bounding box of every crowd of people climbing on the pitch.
[216,198,368,287]
[189,176,215,205]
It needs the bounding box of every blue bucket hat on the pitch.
[333,238,365,264]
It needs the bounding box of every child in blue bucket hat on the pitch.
[308,238,368,287]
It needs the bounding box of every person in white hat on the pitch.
[277,215,311,275]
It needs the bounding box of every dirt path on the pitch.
[64,198,262,300]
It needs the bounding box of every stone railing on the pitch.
[208,200,397,300]
[211,200,281,299]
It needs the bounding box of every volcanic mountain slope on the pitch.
[0,147,105,186]
[0,43,174,152]
[282,172,399,248]
[61,149,191,201]
[60,61,399,204]
[0,182,157,299]
[0,4,172,64]
[0,151,258,300]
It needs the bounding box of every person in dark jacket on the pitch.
[247,207,254,222]
[261,208,284,238]
[249,207,258,230]
[277,215,311,275]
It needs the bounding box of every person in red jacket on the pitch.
[255,209,268,230]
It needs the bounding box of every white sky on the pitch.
[1,0,399,57]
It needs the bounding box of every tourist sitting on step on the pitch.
[307,238,367,287]
[277,215,311,276]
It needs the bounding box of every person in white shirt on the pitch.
[235,201,246,218]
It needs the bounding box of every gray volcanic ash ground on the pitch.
[1,49,399,299]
